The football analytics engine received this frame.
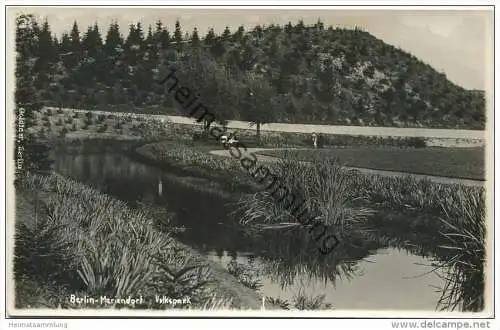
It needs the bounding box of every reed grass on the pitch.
[15,173,222,309]
[292,290,333,310]
[432,188,486,312]
[236,154,375,238]
[234,153,486,312]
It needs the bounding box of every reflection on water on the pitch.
[207,248,443,310]
[53,147,445,310]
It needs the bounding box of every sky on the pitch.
[8,7,494,91]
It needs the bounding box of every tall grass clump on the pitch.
[292,289,333,310]
[15,173,217,309]
[433,187,486,312]
[236,152,374,235]
[266,291,333,310]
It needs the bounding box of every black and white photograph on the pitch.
[5,5,495,318]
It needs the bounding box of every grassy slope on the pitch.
[258,147,485,180]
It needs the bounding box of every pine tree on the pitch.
[104,21,123,57]
[67,21,82,69]
[82,23,103,59]
[190,27,200,47]
[92,23,103,55]
[154,20,170,50]
[125,23,144,66]
[222,26,231,41]
[35,19,56,72]
[136,22,145,50]
[53,35,59,51]
[232,25,244,42]
[315,18,324,31]
[204,28,216,46]
[145,24,158,61]
[294,19,306,33]
[154,20,163,40]
[146,25,154,46]
[173,19,183,45]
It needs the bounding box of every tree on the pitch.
[222,26,231,41]
[82,23,103,59]
[154,20,170,50]
[241,74,277,140]
[315,18,324,32]
[173,19,183,46]
[232,26,244,42]
[35,19,56,70]
[203,28,215,46]
[124,23,144,66]
[125,23,144,49]
[15,14,53,181]
[59,32,71,52]
[67,20,82,69]
[104,21,123,57]
[190,27,200,47]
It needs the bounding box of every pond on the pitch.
[52,142,445,311]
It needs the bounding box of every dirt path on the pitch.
[50,107,485,140]
[208,148,485,188]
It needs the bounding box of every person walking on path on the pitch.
[158,175,163,197]
[312,132,318,149]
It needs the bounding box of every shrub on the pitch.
[59,127,68,137]
[97,124,108,133]
[405,137,427,148]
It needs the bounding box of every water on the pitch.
[52,144,445,310]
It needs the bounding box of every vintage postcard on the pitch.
[4,5,495,319]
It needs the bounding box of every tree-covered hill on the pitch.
[16,15,486,131]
